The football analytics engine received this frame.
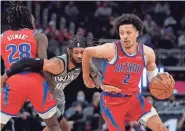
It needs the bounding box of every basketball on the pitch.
[149,73,175,100]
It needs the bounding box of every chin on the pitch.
[124,44,132,49]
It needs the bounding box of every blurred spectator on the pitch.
[164,94,180,107]
[138,28,153,48]
[143,14,157,35]
[69,22,76,36]
[72,91,89,109]
[162,54,179,66]
[61,28,71,41]
[83,92,101,130]
[60,17,67,29]
[164,14,177,27]
[180,13,185,29]
[69,103,83,121]
[44,21,63,42]
[154,2,163,14]
[158,27,176,49]
[94,1,112,21]
[178,32,185,48]
[66,103,84,131]
[86,32,95,46]
[76,27,86,36]
[64,2,79,22]
[13,101,44,131]
[177,112,185,131]
[126,121,146,131]
[154,2,170,16]
[48,33,61,56]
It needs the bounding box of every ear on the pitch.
[136,31,139,37]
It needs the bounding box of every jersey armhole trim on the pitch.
[33,31,37,36]
[141,44,146,67]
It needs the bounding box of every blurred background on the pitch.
[1,1,185,131]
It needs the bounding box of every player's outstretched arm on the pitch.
[0,57,65,88]
[3,57,64,79]
[82,43,115,88]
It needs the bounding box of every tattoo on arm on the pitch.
[89,62,102,88]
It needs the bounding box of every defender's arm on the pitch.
[5,57,64,77]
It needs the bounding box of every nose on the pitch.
[78,53,82,58]
[123,34,128,39]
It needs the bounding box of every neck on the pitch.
[122,42,138,55]
[68,59,76,70]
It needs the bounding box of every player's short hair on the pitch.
[114,13,143,34]
[6,2,34,30]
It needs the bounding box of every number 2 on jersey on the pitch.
[6,43,31,64]
[123,74,131,84]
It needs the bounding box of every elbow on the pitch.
[43,59,64,75]
[83,48,92,58]
[43,60,55,73]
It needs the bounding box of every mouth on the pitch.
[124,41,130,44]
[76,60,82,63]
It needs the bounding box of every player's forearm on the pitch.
[82,49,91,77]
[6,58,44,77]
[89,62,102,88]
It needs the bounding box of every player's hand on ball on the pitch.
[159,72,175,84]
[165,72,175,84]
[101,84,121,93]
[83,75,96,88]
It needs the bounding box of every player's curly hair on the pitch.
[114,13,143,34]
[6,2,34,30]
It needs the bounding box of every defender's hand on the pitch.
[83,75,96,88]
[101,84,121,93]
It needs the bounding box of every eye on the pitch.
[73,51,78,54]
[127,31,131,35]
[120,32,124,35]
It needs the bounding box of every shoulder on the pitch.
[55,54,67,61]
[48,56,65,68]
[52,54,67,64]
[34,31,48,41]
[99,42,115,50]
[143,45,156,62]
[143,45,155,56]
[34,31,48,46]
[1,30,9,38]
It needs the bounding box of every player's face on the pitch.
[72,47,84,64]
[119,24,139,49]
